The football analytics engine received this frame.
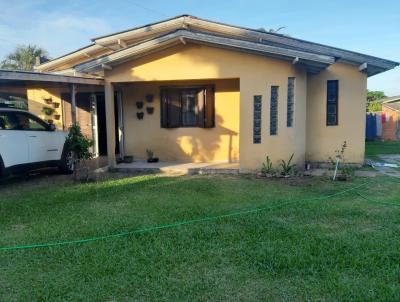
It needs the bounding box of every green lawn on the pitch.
[1,174,400,301]
[365,140,400,159]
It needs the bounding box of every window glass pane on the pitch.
[0,112,17,130]
[14,113,48,131]
[326,80,338,126]
[287,77,295,127]
[181,90,197,126]
[270,86,279,135]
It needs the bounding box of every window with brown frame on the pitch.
[160,86,215,128]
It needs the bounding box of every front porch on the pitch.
[113,160,239,175]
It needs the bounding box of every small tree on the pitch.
[65,123,93,181]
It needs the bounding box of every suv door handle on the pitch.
[28,135,37,138]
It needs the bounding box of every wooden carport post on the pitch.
[70,83,77,124]
[105,80,116,168]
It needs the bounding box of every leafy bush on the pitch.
[65,123,93,163]
[279,153,296,176]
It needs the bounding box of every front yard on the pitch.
[1,174,399,301]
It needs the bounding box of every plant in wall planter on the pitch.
[146,94,154,103]
[53,102,60,109]
[137,112,144,120]
[146,107,154,114]
[42,106,55,116]
[43,97,53,104]
[136,101,144,109]
[47,119,54,124]
[146,149,159,163]
[54,114,61,120]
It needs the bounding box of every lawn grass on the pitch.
[365,140,400,159]
[1,174,400,301]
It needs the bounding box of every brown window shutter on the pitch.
[160,88,169,128]
[204,86,215,128]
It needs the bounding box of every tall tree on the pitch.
[0,44,50,71]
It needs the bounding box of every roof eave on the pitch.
[75,29,335,74]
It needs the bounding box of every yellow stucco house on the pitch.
[12,15,399,171]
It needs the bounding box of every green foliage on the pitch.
[41,106,54,116]
[279,153,296,176]
[0,44,50,71]
[366,90,386,111]
[260,155,274,175]
[65,123,93,163]
[367,90,386,103]
[367,101,382,112]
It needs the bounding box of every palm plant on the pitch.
[1,45,50,71]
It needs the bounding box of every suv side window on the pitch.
[13,112,49,131]
[0,112,18,130]
[0,112,49,131]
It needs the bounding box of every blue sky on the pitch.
[0,0,399,95]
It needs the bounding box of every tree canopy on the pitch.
[366,90,386,112]
[0,44,50,71]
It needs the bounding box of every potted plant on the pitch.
[137,112,144,120]
[65,123,94,182]
[146,149,159,163]
[42,106,55,116]
[43,97,53,104]
[54,114,61,120]
[146,107,154,114]
[136,101,144,109]
[146,94,154,102]
[53,102,60,109]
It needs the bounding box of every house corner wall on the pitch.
[306,63,367,164]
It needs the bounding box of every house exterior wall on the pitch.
[26,87,65,129]
[119,79,240,162]
[306,63,367,164]
[105,43,366,170]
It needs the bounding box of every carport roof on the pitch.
[0,69,104,85]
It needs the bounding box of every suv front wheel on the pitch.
[59,148,75,174]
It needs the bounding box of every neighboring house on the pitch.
[2,15,399,171]
[381,96,400,140]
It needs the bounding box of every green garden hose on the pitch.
[0,179,398,252]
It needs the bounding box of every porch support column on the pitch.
[105,80,116,168]
[70,84,77,124]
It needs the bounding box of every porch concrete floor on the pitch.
[113,160,240,175]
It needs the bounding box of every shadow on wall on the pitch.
[174,115,238,163]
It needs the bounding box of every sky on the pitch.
[0,0,399,96]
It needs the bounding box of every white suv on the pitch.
[0,108,74,177]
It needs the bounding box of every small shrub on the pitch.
[65,123,93,181]
[261,155,274,176]
[279,153,296,176]
[328,141,354,180]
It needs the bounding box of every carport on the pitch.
[0,69,109,156]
